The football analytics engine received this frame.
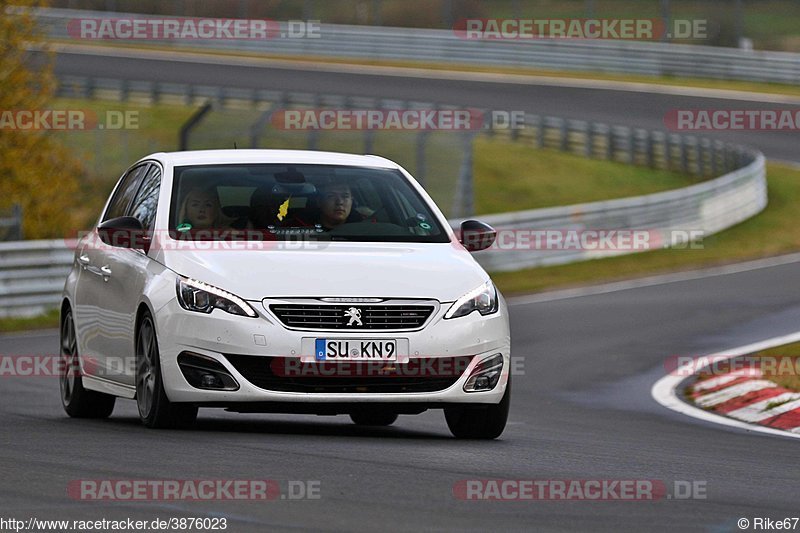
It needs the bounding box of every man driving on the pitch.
[318,181,354,230]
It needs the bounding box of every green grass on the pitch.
[0,308,60,334]
[751,342,800,392]
[52,97,195,226]
[52,96,699,225]
[473,136,701,213]
[492,162,800,295]
[37,99,800,330]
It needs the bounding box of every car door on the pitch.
[95,163,163,387]
[73,164,149,378]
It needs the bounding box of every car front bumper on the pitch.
[155,297,511,408]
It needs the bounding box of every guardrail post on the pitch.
[698,140,707,176]
[537,117,546,149]
[559,119,569,152]
[660,0,671,43]
[724,144,732,172]
[605,127,613,160]
[711,141,720,176]
[663,135,672,170]
[584,122,593,158]
[11,204,22,241]
[120,78,129,102]
[646,131,655,168]
[85,77,95,99]
[187,84,197,106]
[626,128,635,165]
[484,108,495,140]
[510,111,520,141]
[680,136,689,174]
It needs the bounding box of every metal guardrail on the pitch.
[0,240,75,318]
[32,7,800,84]
[2,8,772,317]
[55,75,756,176]
[54,74,755,219]
[0,151,766,317]
[455,153,766,271]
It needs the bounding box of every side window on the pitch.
[128,165,162,232]
[103,165,149,222]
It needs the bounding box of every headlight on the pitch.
[444,281,498,319]
[176,278,257,318]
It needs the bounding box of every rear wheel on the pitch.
[136,313,197,429]
[444,377,511,439]
[60,309,116,418]
[349,410,399,426]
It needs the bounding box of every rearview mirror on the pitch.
[459,220,496,252]
[97,216,150,252]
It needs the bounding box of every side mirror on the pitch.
[459,220,496,252]
[97,216,150,252]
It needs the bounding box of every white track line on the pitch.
[692,369,763,392]
[726,394,800,423]
[651,331,800,440]
[693,380,777,408]
[509,252,800,306]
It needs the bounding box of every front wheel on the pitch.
[444,377,511,439]
[136,313,197,429]
[60,309,116,418]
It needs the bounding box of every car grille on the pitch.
[269,304,434,330]
[223,354,473,394]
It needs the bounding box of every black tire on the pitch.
[136,313,198,429]
[349,410,399,426]
[444,377,511,439]
[60,309,116,418]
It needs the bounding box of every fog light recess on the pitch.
[178,352,239,391]
[463,353,504,392]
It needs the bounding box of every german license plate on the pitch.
[315,339,397,361]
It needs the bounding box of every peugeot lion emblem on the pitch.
[344,307,363,326]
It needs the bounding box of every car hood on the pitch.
[160,241,488,301]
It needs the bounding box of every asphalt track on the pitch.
[1,47,798,532]
[4,262,800,531]
[50,48,800,162]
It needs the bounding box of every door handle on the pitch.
[100,265,112,276]
[78,254,90,266]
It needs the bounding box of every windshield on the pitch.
[169,164,449,243]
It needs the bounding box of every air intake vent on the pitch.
[269,304,434,330]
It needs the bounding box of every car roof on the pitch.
[141,149,401,169]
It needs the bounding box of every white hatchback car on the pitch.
[60,150,511,438]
